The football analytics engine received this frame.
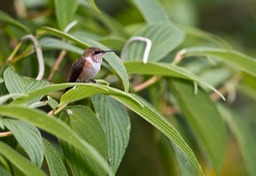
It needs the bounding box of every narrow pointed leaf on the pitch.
[0,142,45,176]
[0,106,113,176]
[0,11,30,33]
[92,95,130,174]
[169,79,226,174]
[39,37,84,54]
[182,47,256,77]
[43,139,68,176]
[125,61,225,100]
[3,119,44,167]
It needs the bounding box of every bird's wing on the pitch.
[68,57,85,82]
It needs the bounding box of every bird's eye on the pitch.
[94,51,101,55]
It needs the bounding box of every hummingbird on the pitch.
[64,47,114,92]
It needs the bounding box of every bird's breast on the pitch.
[77,57,101,81]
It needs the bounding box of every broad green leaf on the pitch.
[61,84,203,175]
[0,11,30,33]
[54,0,78,30]
[218,105,256,176]
[0,165,10,176]
[43,139,68,176]
[124,22,184,62]
[39,37,83,54]
[0,141,45,176]
[37,26,129,92]
[92,95,130,174]
[131,0,169,23]
[0,105,113,176]
[60,106,107,176]
[169,79,226,174]
[125,61,225,100]
[3,119,44,167]
[181,47,256,77]
[60,84,143,108]
[3,68,48,104]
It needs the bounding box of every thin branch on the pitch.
[0,131,12,137]
[48,50,67,81]
[21,34,45,80]
[134,76,159,92]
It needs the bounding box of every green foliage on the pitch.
[0,0,256,176]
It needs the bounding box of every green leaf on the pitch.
[60,105,107,176]
[181,47,256,77]
[92,95,130,174]
[171,140,198,176]
[88,0,101,13]
[37,26,129,92]
[0,165,10,176]
[125,61,224,100]
[0,10,31,33]
[131,0,169,23]
[47,96,59,109]
[0,105,113,176]
[54,0,78,30]
[43,139,68,176]
[124,22,184,62]
[39,37,83,54]
[3,119,44,167]
[180,26,232,49]
[169,79,227,174]
[60,84,203,175]
[218,105,256,176]
[0,141,45,176]
[3,68,48,104]
[0,94,25,105]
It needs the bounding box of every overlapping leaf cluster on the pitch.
[0,0,256,176]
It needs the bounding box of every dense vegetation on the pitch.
[0,0,255,175]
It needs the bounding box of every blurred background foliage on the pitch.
[0,0,256,176]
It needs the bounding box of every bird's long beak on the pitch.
[103,50,115,53]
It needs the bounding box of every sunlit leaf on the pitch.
[92,95,130,174]
[3,68,48,104]
[169,79,227,174]
[0,142,45,176]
